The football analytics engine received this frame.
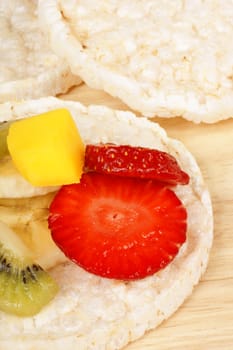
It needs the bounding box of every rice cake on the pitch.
[0,0,81,102]
[38,0,233,123]
[0,97,213,349]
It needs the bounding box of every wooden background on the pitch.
[62,83,233,350]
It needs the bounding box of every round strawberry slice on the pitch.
[85,144,190,185]
[49,172,187,280]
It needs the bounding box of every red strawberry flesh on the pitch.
[49,172,187,280]
[85,144,190,185]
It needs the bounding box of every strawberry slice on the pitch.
[85,144,190,185]
[49,172,187,280]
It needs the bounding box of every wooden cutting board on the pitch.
[62,84,233,350]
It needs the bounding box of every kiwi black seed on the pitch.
[0,222,59,317]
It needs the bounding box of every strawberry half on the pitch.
[49,172,187,280]
[85,144,190,185]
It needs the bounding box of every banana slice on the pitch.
[0,157,59,198]
[0,192,67,270]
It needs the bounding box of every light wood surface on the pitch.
[62,84,233,350]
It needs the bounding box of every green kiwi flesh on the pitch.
[0,221,59,317]
[0,122,10,160]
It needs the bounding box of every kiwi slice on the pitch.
[0,220,59,317]
[0,122,10,160]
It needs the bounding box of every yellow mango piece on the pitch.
[7,109,85,186]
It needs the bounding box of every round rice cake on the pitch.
[0,97,213,349]
[0,0,81,102]
[38,0,233,123]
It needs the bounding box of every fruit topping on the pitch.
[7,109,85,186]
[49,172,187,280]
[85,144,190,185]
[0,193,67,270]
[0,220,58,317]
[0,122,10,160]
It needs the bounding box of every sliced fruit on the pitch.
[85,144,190,185]
[7,109,85,186]
[49,172,187,280]
[0,193,67,270]
[0,122,10,160]
[0,220,58,317]
[0,157,59,198]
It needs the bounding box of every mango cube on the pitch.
[7,109,85,186]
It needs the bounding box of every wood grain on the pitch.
[62,84,233,350]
